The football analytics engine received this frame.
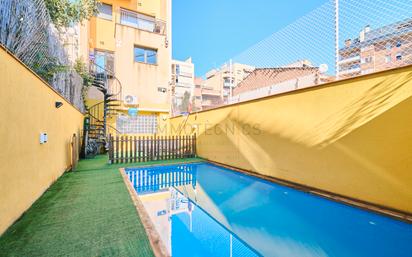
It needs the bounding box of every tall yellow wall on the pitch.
[0,47,84,235]
[170,66,412,214]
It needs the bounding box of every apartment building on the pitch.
[83,0,172,134]
[193,77,222,111]
[339,19,412,78]
[205,62,255,104]
[171,58,195,115]
[193,77,203,111]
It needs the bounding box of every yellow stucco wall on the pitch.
[0,47,84,235]
[170,66,412,214]
[114,24,170,111]
[94,18,116,51]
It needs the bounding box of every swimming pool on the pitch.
[125,162,412,257]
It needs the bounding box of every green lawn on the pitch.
[0,155,202,257]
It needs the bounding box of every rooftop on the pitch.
[340,18,412,52]
[234,67,319,95]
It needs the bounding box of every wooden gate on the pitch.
[108,134,196,164]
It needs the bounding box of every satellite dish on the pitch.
[319,64,328,73]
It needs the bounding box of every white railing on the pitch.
[338,55,361,64]
[119,9,166,35]
[339,66,361,75]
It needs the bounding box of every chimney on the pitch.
[345,39,352,47]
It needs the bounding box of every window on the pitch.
[385,42,392,50]
[134,46,157,64]
[396,40,402,48]
[385,55,391,63]
[362,56,373,63]
[117,115,158,134]
[224,78,233,83]
[94,51,114,73]
[97,3,112,20]
[396,53,403,61]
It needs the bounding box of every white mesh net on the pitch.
[0,0,85,111]
[177,0,412,112]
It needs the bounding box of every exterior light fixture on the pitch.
[55,101,63,108]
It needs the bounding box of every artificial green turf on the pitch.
[0,155,203,257]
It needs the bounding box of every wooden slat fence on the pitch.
[108,134,196,164]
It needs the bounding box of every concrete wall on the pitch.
[170,65,412,214]
[0,47,84,235]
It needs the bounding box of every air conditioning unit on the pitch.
[124,95,138,105]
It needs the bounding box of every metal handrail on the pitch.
[87,61,123,137]
[88,101,123,134]
[90,60,123,100]
[119,8,166,35]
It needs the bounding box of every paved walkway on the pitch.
[0,155,200,257]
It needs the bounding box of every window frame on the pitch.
[134,46,158,65]
[385,42,392,51]
[97,3,113,21]
[385,54,392,63]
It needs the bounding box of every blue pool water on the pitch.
[125,162,412,257]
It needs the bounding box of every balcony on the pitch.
[338,55,361,65]
[223,82,234,88]
[339,66,361,75]
[222,73,234,79]
[202,99,213,106]
[202,88,221,96]
[201,99,222,107]
[119,8,166,35]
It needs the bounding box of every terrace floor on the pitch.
[0,155,201,257]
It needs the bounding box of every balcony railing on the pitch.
[339,66,361,75]
[202,88,221,96]
[338,55,361,65]
[119,9,166,35]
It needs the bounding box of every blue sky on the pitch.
[172,0,329,76]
